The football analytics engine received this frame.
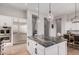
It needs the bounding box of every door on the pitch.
[32,15,38,36]
[44,17,50,38]
[56,18,62,35]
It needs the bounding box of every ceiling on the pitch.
[0,3,79,17]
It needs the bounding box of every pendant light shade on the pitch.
[72,3,79,23]
[48,3,54,21]
[37,3,40,23]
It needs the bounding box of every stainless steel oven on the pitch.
[0,27,11,35]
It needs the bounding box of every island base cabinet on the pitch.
[37,44,45,55]
[27,38,67,55]
[45,44,58,55]
[27,38,37,55]
[45,41,67,55]
[58,41,67,55]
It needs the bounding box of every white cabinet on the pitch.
[27,38,67,55]
[27,38,37,55]
[20,25,27,33]
[13,18,27,33]
[58,41,67,55]
[13,18,27,44]
[27,38,45,55]
[0,15,13,26]
[45,44,58,55]
[1,42,12,55]
[37,43,45,55]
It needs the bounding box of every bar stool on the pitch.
[68,34,75,47]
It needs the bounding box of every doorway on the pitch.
[44,17,50,38]
[56,18,62,35]
[32,15,38,36]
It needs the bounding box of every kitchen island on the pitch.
[27,35,67,55]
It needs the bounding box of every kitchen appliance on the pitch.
[0,27,11,35]
[0,26,11,55]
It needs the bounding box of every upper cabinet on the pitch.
[0,15,13,26]
[13,17,27,33]
[0,15,27,33]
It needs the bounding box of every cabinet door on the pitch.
[58,41,67,55]
[27,39,33,54]
[27,38,37,55]
[30,40,37,55]
[27,38,30,51]
[45,44,58,55]
[0,15,12,26]
[37,44,44,55]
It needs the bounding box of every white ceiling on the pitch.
[0,3,79,17]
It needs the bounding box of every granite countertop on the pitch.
[28,35,67,47]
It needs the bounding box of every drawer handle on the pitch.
[35,48,37,54]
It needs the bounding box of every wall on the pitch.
[0,15,13,45]
[0,4,27,44]
[27,9,57,37]
[27,9,45,36]
[0,14,27,44]
[0,15,13,26]
[0,5,26,18]
[27,10,32,36]
[37,14,44,35]
[49,19,56,37]
[56,12,79,35]
[13,17,27,44]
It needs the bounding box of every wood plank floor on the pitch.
[6,43,30,55]
[67,47,79,55]
[5,43,79,55]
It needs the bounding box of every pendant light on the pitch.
[72,3,79,23]
[37,3,40,23]
[48,3,54,21]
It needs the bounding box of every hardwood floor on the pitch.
[67,47,79,55]
[6,43,30,55]
[5,43,79,55]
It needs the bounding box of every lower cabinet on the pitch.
[27,38,37,55]
[58,41,67,55]
[45,44,58,55]
[37,44,45,55]
[1,42,12,55]
[27,38,67,55]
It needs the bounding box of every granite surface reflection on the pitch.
[28,35,66,47]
